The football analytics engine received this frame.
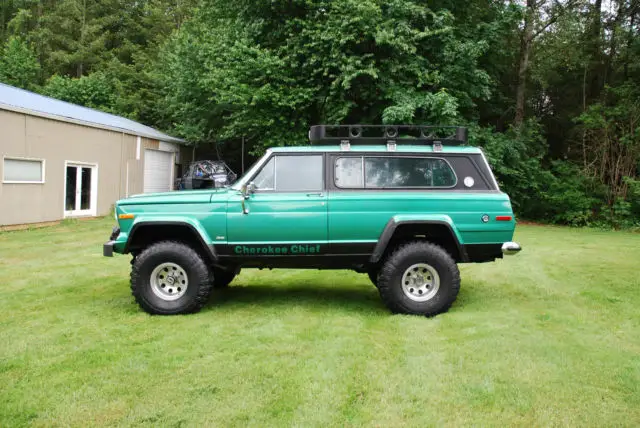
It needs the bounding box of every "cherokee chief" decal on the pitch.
[233,244,322,255]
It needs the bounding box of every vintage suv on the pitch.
[104,125,521,317]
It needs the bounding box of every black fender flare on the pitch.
[124,221,218,262]
[369,218,468,263]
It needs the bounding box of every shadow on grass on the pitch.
[205,284,386,314]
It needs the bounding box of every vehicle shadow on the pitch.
[204,284,386,314]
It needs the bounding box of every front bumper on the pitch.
[103,241,115,257]
[502,241,522,255]
[103,226,120,257]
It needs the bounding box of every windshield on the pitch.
[231,150,272,190]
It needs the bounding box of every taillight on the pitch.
[496,215,513,221]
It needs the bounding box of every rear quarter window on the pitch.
[335,156,456,188]
[365,157,456,188]
[333,154,494,191]
[446,156,492,190]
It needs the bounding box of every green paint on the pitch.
[110,146,516,256]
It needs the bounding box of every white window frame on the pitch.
[2,156,46,184]
[63,160,99,218]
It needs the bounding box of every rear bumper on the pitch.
[502,242,522,255]
[103,241,115,257]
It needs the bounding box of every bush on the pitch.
[608,178,640,229]
[471,122,600,226]
[543,162,602,226]
[470,121,549,217]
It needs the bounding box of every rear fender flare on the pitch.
[370,215,467,263]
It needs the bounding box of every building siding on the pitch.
[0,109,145,225]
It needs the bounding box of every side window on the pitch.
[365,157,456,188]
[253,157,275,190]
[334,156,457,188]
[3,157,45,183]
[252,155,323,192]
[275,155,323,192]
[335,157,363,188]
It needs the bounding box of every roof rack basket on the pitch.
[309,125,468,146]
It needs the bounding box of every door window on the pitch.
[252,157,275,190]
[252,155,323,192]
[65,166,77,210]
[80,167,92,209]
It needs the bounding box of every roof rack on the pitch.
[309,125,468,149]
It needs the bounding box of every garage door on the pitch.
[144,149,173,193]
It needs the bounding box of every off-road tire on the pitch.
[377,241,460,316]
[130,241,213,315]
[213,267,241,289]
[367,268,379,287]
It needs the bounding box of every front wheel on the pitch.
[377,242,460,316]
[130,241,214,315]
[213,267,241,289]
[367,268,379,288]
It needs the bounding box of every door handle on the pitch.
[306,192,324,197]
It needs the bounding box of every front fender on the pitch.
[119,216,215,259]
[130,216,214,244]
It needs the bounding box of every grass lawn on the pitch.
[1,217,639,427]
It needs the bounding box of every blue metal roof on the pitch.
[0,82,184,143]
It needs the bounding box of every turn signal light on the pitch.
[496,215,512,221]
[118,213,135,220]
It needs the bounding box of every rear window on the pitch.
[335,156,456,188]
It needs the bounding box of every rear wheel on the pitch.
[130,241,213,315]
[377,241,460,316]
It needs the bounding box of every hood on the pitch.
[118,187,233,205]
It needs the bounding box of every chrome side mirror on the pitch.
[240,182,256,214]
[242,181,256,200]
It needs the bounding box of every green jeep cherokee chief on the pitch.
[104,125,521,317]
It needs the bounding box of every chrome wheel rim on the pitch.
[401,263,440,302]
[150,262,188,301]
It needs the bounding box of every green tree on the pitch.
[1,0,639,226]
[0,36,41,89]
[42,72,119,113]
[159,0,501,153]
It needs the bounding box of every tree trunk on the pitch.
[624,10,636,79]
[77,0,87,77]
[587,0,602,101]
[514,0,535,128]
